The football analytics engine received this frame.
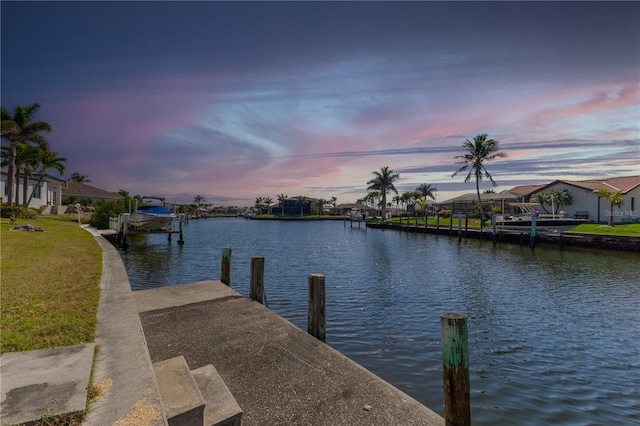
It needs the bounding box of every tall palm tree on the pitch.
[452,134,507,229]
[25,148,67,207]
[296,195,308,216]
[277,194,287,215]
[9,143,40,206]
[1,103,52,206]
[366,166,399,221]
[330,196,337,209]
[597,189,624,227]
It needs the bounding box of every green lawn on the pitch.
[565,222,640,236]
[1,215,102,353]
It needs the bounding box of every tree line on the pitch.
[1,103,92,208]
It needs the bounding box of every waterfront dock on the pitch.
[135,280,445,425]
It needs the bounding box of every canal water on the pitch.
[121,218,639,425]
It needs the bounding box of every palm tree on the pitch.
[263,196,273,215]
[452,134,507,229]
[1,143,38,206]
[1,103,52,206]
[70,172,91,183]
[416,183,436,202]
[255,196,264,214]
[296,195,308,216]
[597,189,624,227]
[548,189,573,215]
[277,194,287,215]
[530,192,550,214]
[316,198,328,215]
[330,196,337,209]
[25,148,67,207]
[366,166,399,221]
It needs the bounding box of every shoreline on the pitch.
[366,222,640,252]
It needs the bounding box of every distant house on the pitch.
[61,181,123,205]
[274,196,320,215]
[1,166,67,210]
[529,176,640,223]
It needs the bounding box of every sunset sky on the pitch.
[2,1,638,206]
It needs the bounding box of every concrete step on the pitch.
[192,364,242,426]
[153,356,205,426]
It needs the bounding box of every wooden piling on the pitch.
[440,313,470,426]
[221,247,232,286]
[491,214,497,244]
[457,214,463,242]
[464,213,469,238]
[308,273,326,342]
[530,214,537,249]
[250,256,264,303]
[178,213,185,245]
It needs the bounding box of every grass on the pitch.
[1,215,102,354]
[565,222,640,236]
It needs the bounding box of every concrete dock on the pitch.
[135,281,444,425]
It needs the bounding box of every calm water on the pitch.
[121,218,639,425]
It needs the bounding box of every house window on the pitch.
[31,183,42,199]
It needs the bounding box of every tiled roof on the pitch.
[62,181,123,200]
[543,175,640,194]
[508,184,546,198]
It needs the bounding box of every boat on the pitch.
[345,208,365,222]
[497,203,587,231]
[130,196,176,231]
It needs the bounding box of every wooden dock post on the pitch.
[250,256,265,304]
[491,214,497,244]
[464,213,469,238]
[121,213,130,249]
[449,214,453,231]
[178,213,185,245]
[308,273,326,342]
[457,214,463,242]
[221,247,232,286]
[440,313,470,426]
[530,214,537,249]
[436,214,440,235]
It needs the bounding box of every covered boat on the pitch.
[130,197,176,231]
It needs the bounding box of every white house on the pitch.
[529,175,640,223]
[1,166,67,210]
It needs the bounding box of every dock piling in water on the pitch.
[250,256,265,304]
[308,273,326,342]
[440,312,470,426]
[221,247,231,286]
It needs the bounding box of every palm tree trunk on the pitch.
[476,175,484,230]
[22,173,29,206]
[609,201,615,227]
[6,143,16,206]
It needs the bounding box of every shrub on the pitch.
[89,199,127,229]
[439,209,451,218]
[0,205,40,220]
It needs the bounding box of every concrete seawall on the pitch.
[367,222,640,252]
[135,281,445,426]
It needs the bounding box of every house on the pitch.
[1,166,67,210]
[529,176,640,223]
[61,181,123,205]
[274,196,318,216]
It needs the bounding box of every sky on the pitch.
[2,1,639,206]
